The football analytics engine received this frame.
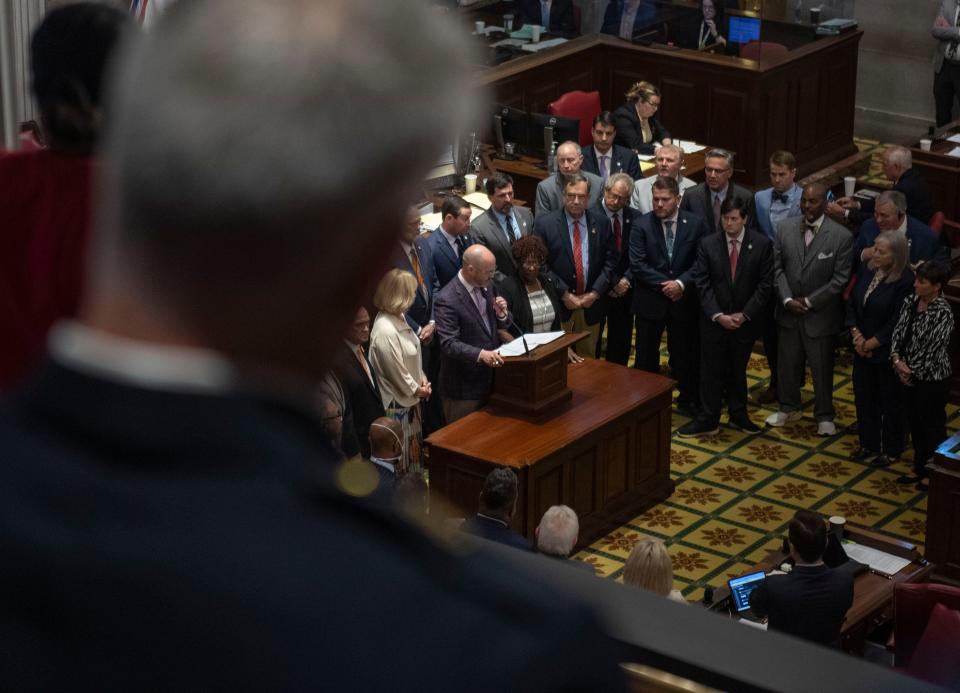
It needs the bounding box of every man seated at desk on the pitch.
[517,0,576,37]
[749,510,854,648]
[601,0,658,41]
[671,0,737,54]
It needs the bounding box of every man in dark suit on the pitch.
[767,183,852,436]
[679,196,772,437]
[0,2,625,689]
[852,190,947,275]
[833,145,934,225]
[680,148,756,234]
[581,112,642,182]
[333,306,385,459]
[461,468,531,551]
[517,0,576,36]
[534,173,618,359]
[426,195,474,292]
[601,0,658,40]
[471,172,533,285]
[434,244,512,423]
[630,176,708,416]
[592,172,639,365]
[750,510,854,648]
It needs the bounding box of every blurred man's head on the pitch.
[485,172,515,215]
[536,505,579,558]
[788,510,827,564]
[874,191,907,232]
[368,416,403,462]
[461,245,497,289]
[603,173,633,214]
[89,0,475,382]
[800,183,827,223]
[479,467,518,521]
[654,144,683,179]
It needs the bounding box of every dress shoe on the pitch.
[896,473,921,483]
[917,477,930,493]
[850,447,877,462]
[765,410,801,427]
[728,416,762,434]
[677,418,719,438]
[869,455,895,468]
[754,386,778,405]
[816,421,837,436]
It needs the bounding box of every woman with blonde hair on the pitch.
[369,269,432,469]
[612,81,672,155]
[623,537,685,603]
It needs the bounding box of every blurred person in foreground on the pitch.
[0,3,130,393]
[0,1,623,690]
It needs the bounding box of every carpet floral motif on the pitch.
[701,527,747,548]
[713,465,757,484]
[670,449,698,468]
[598,531,640,553]
[736,504,783,524]
[771,481,818,501]
[672,551,710,572]
[676,485,722,506]
[835,499,881,520]
[898,517,926,537]
[867,477,908,497]
[639,508,686,529]
[747,443,791,462]
[806,460,850,479]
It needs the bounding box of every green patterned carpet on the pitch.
[573,348,956,601]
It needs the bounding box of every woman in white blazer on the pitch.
[369,269,432,468]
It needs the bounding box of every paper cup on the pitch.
[504,14,514,32]
[464,173,477,194]
[474,20,485,34]
[843,176,856,197]
[920,138,933,152]
[531,24,542,42]
[809,7,821,23]
[829,515,846,540]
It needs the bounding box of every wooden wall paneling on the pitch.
[706,87,750,165]
[602,423,630,503]
[794,69,820,158]
[572,445,599,517]
[913,161,959,221]
[659,76,701,146]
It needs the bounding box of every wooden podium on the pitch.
[489,332,587,416]
[928,433,960,584]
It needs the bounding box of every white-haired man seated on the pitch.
[536,505,596,575]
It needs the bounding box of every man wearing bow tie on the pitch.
[766,183,852,436]
[753,150,803,404]
[534,174,618,359]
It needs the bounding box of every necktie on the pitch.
[712,194,722,232]
[409,248,426,293]
[599,155,609,182]
[613,214,622,253]
[729,238,739,280]
[664,220,675,260]
[473,287,490,332]
[541,0,550,28]
[772,190,789,204]
[355,344,374,387]
[804,224,815,247]
[572,218,585,294]
[499,212,517,243]
[455,236,468,261]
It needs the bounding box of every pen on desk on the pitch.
[869,569,893,580]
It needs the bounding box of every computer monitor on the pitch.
[491,104,528,159]
[727,571,765,614]
[727,11,760,44]
[527,112,580,163]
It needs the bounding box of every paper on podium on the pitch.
[497,330,565,356]
[675,139,706,154]
[947,133,960,143]
[947,146,960,158]
[842,543,912,577]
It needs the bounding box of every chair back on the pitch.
[929,210,945,234]
[548,90,601,147]
[739,41,788,61]
[893,582,960,667]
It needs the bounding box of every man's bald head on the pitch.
[369,417,403,459]
[461,245,497,289]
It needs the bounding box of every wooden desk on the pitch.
[928,432,960,585]
[425,358,675,547]
[709,526,931,655]
[476,32,862,188]
[910,122,960,222]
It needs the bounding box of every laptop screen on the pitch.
[728,15,760,44]
[727,571,766,613]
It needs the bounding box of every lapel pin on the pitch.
[748,243,753,250]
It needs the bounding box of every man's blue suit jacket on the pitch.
[393,238,435,333]
[581,144,642,181]
[754,185,802,240]
[852,216,948,275]
[629,209,707,321]
[425,228,474,294]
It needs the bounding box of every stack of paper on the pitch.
[675,139,706,154]
[520,38,567,52]
[464,192,491,210]
[497,331,565,357]
[843,543,912,576]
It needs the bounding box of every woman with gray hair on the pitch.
[846,230,914,468]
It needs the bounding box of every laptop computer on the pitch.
[727,570,766,622]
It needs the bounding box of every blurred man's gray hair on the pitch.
[94,0,478,375]
[537,505,579,558]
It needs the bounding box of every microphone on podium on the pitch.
[485,285,529,355]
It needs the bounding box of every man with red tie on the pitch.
[678,196,772,437]
[533,174,618,359]
[591,173,639,365]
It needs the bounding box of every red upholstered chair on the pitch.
[739,41,788,61]
[548,90,601,147]
[929,210,945,235]
[892,582,960,668]
[905,603,960,687]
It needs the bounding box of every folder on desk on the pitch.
[509,24,536,40]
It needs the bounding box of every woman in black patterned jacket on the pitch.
[890,261,955,491]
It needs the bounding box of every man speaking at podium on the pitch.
[435,245,512,423]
